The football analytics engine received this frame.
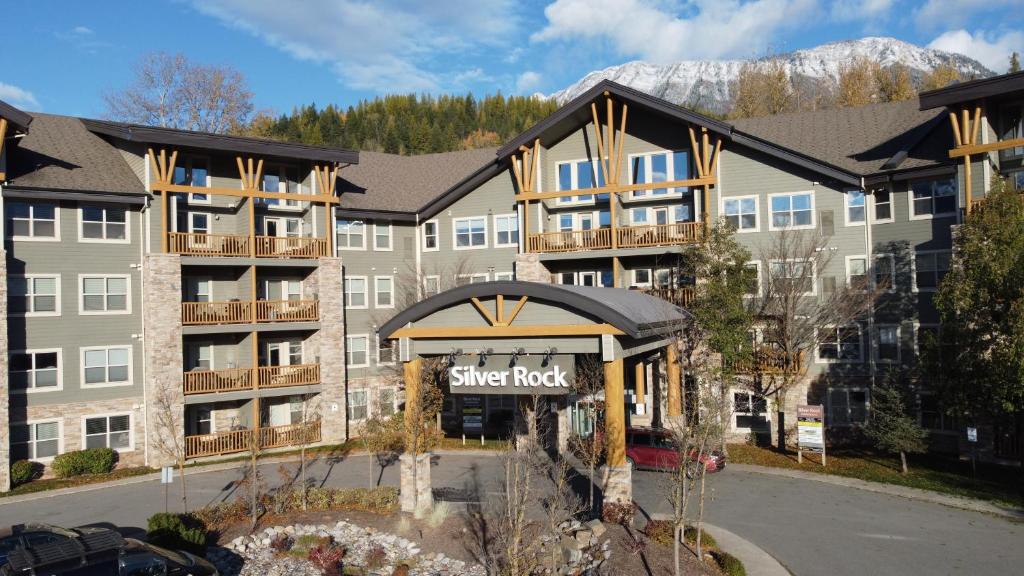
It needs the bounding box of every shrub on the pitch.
[9,460,40,487]
[393,565,410,576]
[269,534,293,554]
[643,520,675,547]
[191,501,247,530]
[146,513,208,556]
[601,502,636,525]
[364,543,387,570]
[308,543,346,576]
[711,550,746,576]
[683,525,718,550]
[51,448,117,478]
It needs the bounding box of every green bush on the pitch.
[683,525,718,550]
[146,513,208,556]
[50,448,117,478]
[711,550,746,576]
[643,520,675,547]
[9,460,40,487]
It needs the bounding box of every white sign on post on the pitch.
[161,466,174,484]
[967,427,978,443]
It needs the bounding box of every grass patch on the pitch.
[0,466,155,498]
[727,444,1024,508]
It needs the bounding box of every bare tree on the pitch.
[104,52,254,133]
[567,355,606,514]
[150,384,188,512]
[296,395,322,511]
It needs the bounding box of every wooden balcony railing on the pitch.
[168,232,250,257]
[184,420,321,459]
[256,363,320,389]
[729,349,805,375]
[616,222,703,248]
[256,300,319,322]
[642,287,696,308]
[183,367,253,395]
[182,301,252,326]
[527,228,612,253]
[254,236,329,258]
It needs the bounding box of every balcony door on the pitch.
[264,217,301,238]
[260,279,301,302]
[184,278,211,303]
[266,341,303,367]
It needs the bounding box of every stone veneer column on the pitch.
[514,253,550,283]
[316,257,346,444]
[142,253,184,468]
[0,250,9,492]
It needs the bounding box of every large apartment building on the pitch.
[2,72,1023,490]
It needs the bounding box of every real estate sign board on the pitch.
[797,405,825,453]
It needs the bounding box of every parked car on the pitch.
[0,524,217,576]
[625,426,727,475]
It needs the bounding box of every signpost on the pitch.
[161,466,174,512]
[797,405,826,466]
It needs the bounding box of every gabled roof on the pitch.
[82,119,359,165]
[0,99,33,132]
[4,114,145,195]
[919,70,1024,110]
[379,280,689,340]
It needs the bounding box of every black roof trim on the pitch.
[379,280,688,340]
[919,71,1024,110]
[864,164,956,186]
[3,187,149,205]
[0,99,33,132]
[729,131,862,186]
[880,112,948,171]
[336,208,417,222]
[417,157,508,221]
[82,119,360,164]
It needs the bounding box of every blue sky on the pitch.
[2,1,1022,118]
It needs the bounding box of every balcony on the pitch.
[642,287,696,308]
[184,420,321,459]
[168,232,328,259]
[182,364,320,395]
[181,299,319,326]
[729,348,805,375]
[616,222,703,248]
[527,228,612,253]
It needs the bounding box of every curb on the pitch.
[647,514,790,576]
[729,463,1024,520]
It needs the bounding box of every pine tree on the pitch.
[1011,52,1021,73]
[864,376,928,474]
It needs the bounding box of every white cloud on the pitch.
[913,0,1016,30]
[928,29,1023,72]
[190,0,518,93]
[72,26,94,36]
[0,82,40,110]
[532,0,817,62]
[830,0,893,22]
[515,71,543,93]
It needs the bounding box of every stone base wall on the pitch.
[25,397,147,472]
[0,251,8,491]
[514,253,550,283]
[142,253,184,468]
[399,452,432,513]
[600,463,632,506]
[316,258,347,444]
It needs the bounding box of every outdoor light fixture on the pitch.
[477,347,494,366]
[508,347,526,367]
[542,347,558,366]
[447,348,463,366]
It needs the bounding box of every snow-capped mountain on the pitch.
[550,37,994,112]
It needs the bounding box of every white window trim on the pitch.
[10,274,62,317]
[423,275,441,297]
[78,274,132,315]
[911,249,951,293]
[874,324,902,364]
[554,157,602,206]
[457,273,490,285]
[346,334,370,368]
[347,388,369,421]
[815,325,864,364]
[377,386,399,416]
[492,213,519,248]
[80,412,135,452]
[8,201,61,242]
[11,419,64,462]
[343,275,369,310]
[872,188,894,224]
[452,216,489,251]
[9,348,64,393]
[376,333,396,366]
[767,259,818,296]
[625,151,687,201]
[374,275,395,309]
[494,271,515,281]
[373,221,393,252]
[874,253,897,293]
[844,189,867,227]
[744,261,762,297]
[730,389,771,433]
[422,219,440,252]
[79,345,134,388]
[336,219,367,251]
[907,178,958,221]
[767,191,816,231]
[188,212,212,234]
[845,255,869,292]
[631,268,652,288]
[78,204,131,244]
[721,194,760,233]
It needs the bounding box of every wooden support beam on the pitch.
[962,108,970,147]
[702,127,711,177]
[152,182,339,204]
[236,157,249,188]
[634,359,645,404]
[709,138,722,176]
[390,324,625,338]
[505,296,528,325]
[612,256,620,288]
[614,103,628,185]
[604,359,626,467]
[160,190,168,253]
[689,126,705,179]
[591,103,608,184]
[496,295,505,324]
[971,105,982,146]
[965,153,973,215]
[605,96,614,186]
[666,343,681,417]
[470,297,499,326]
[403,358,423,447]
[529,138,540,193]
[948,137,1024,158]
[513,176,716,202]
[949,112,963,148]
[0,118,8,159]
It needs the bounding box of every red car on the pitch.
[625,426,726,475]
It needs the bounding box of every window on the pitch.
[344,276,367,309]
[723,196,758,232]
[846,190,866,225]
[336,219,365,250]
[373,221,392,251]
[454,217,487,249]
[733,391,768,430]
[768,259,815,295]
[744,262,761,296]
[83,414,131,450]
[81,346,131,387]
[378,388,396,416]
[423,275,441,297]
[346,335,369,367]
[172,157,210,203]
[80,205,128,241]
[10,350,61,391]
[422,220,439,251]
[260,165,301,207]
[874,189,893,222]
[910,177,956,218]
[494,214,518,247]
[817,326,863,363]
[998,102,1023,161]
[7,201,58,240]
[456,273,489,286]
[376,334,395,365]
[80,275,129,314]
[9,275,59,316]
[632,269,652,287]
[11,421,60,460]
[846,256,869,291]
[914,250,951,291]
[347,390,368,421]
[919,394,957,432]
[628,151,690,198]
[556,159,604,204]
[494,271,514,281]
[876,325,900,363]
[769,192,814,230]
[874,254,895,291]
[374,276,394,308]
[828,389,869,426]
